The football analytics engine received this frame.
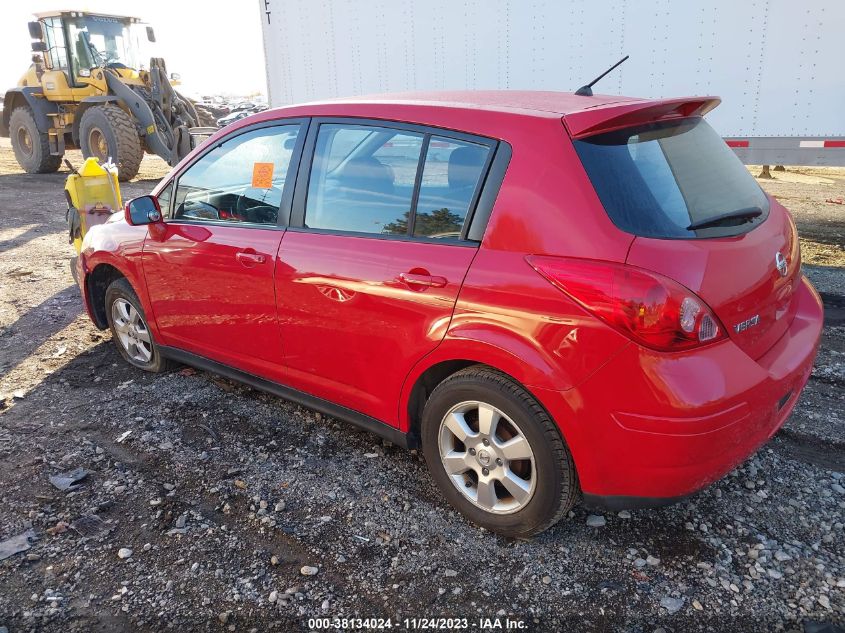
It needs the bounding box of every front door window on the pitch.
[174,125,301,226]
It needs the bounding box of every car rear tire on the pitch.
[9,107,62,174]
[421,365,578,537]
[79,104,142,182]
[105,278,170,373]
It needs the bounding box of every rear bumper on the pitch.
[539,276,823,505]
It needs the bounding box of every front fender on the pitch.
[81,220,156,336]
[3,87,58,133]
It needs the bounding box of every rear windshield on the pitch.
[573,118,769,239]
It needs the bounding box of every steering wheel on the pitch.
[236,188,281,209]
[179,200,220,221]
[236,189,280,223]
[243,205,278,224]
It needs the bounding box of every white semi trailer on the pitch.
[259,0,845,166]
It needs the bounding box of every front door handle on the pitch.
[399,271,447,289]
[236,250,266,267]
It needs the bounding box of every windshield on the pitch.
[66,15,151,72]
[573,118,769,239]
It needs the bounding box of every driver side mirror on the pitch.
[125,195,163,226]
[146,26,156,42]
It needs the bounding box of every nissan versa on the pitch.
[74,91,823,537]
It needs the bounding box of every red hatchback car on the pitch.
[75,91,823,537]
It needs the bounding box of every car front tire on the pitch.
[421,365,578,538]
[105,278,170,373]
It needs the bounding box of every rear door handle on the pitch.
[399,272,447,288]
[236,250,266,266]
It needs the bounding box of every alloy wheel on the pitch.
[111,298,153,364]
[438,400,536,514]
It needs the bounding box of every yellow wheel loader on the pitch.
[0,11,217,181]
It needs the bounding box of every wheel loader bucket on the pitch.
[64,157,122,255]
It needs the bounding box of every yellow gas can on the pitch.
[64,158,122,254]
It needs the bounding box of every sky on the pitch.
[0,0,267,98]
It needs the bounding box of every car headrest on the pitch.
[448,145,487,189]
[339,157,395,195]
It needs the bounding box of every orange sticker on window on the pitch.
[251,162,274,189]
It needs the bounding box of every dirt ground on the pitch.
[1,143,843,632]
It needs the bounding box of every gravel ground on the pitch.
[0,146,843,632]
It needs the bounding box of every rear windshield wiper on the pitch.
[686,206,763,231]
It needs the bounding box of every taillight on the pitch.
[526,256,725,352]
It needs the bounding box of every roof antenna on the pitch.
[575,55,629,97]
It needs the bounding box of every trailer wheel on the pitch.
[79,104,143,182]
[9,107,62,174]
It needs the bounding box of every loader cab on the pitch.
[8,9,204,181]
[31,11,154,89]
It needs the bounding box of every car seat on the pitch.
[415,145,487,220]
[448,145,487,194]
[338,157,396,198]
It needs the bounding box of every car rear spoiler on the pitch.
[562,96,721,139]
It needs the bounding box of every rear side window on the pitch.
[573,118,769,238]
[413,138,490,239]
[305,125,424,235]
[304,124,492,239]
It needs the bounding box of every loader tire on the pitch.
[9,107,62,174]
[79,104,143,182]
[177,92,217,128]
[193,105,218,128]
